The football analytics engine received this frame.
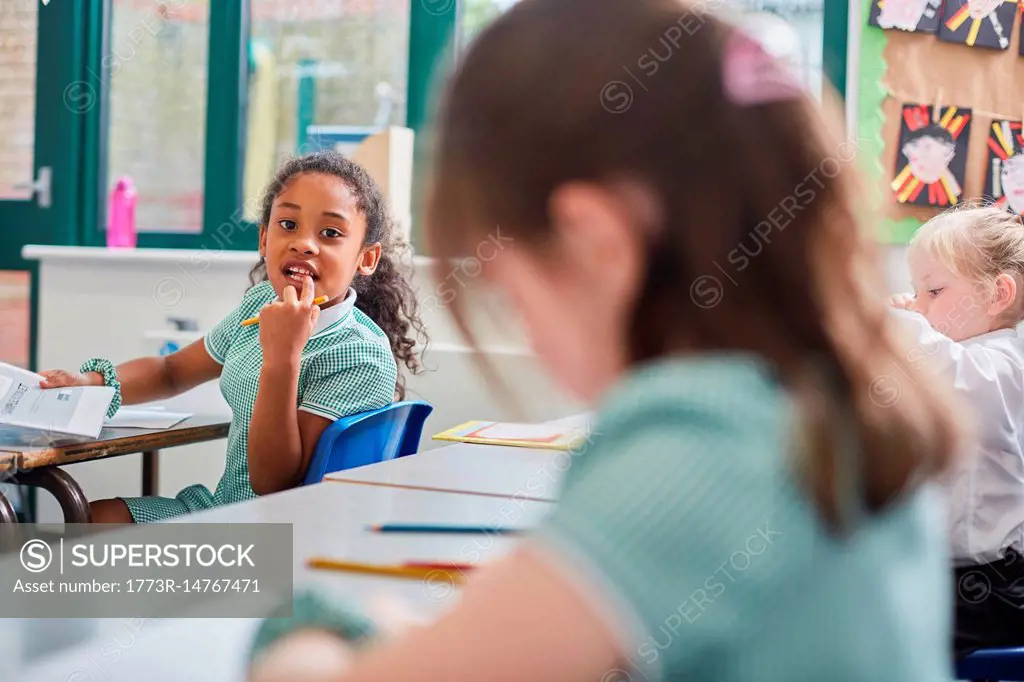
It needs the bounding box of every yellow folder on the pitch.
[432,420,589,451]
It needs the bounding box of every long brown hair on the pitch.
[425,0,968,531]
[250,151,426,399]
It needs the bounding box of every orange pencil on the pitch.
[306,557,467,583]
[240,295,329,327]
[402,561,476,572]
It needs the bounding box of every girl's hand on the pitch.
[258,276,321,363]
[889,293,917,311]
[247,594,425,682]
[249,630,355,682]
[38,370,102,389]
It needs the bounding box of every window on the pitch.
[248,0,410,165]
[106,0,210,233]
[460,0,519,48]
[721,0,825,100]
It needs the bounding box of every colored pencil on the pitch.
[368,524,524,535]
[306,557,467,583]
[402,561,476,572]
[240,296,329,327]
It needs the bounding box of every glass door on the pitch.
[0,0,87,369]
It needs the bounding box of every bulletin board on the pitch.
[857,0,1024,243]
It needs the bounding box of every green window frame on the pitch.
[78,0,456,252]
[823,0,850,102]
[79,0,252,252]
[75,1,843,253]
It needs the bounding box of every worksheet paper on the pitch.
[472,422,572,441]
[104,408,191,429]
[0,362,114,439]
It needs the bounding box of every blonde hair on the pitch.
[909,204,1024,323]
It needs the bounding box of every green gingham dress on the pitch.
[250,356,952,681]
[123,280,397,523]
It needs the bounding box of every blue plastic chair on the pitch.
[302,400,433,485]
[957,647,1024,681]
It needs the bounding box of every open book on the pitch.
[0,362,114,439]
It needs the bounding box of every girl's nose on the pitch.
[289,237,318,256]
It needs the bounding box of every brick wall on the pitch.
[0,3,37,200]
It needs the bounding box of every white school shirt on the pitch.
[893,309,1024,565]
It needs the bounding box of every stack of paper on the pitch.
[0,362,114,439]
[432,420,589,451]
[104,408,192,430]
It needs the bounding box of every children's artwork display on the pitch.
[859,0,1024,243]
[985,119,1024,215]
[892,103,973,207]
[868,0,944,32]
[938,0,1019,50]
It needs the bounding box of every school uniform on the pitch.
[893,309,1024,656]
[250,355,953,681]
[123,280,397,523]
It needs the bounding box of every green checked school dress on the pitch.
[250,356,953,681]
[123,280,397,523]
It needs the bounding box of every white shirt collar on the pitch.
[311,287,357,337]
[963,326,1019,346]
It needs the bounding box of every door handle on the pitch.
[12,167,52,209]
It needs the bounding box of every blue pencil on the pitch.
[368,524,524,534]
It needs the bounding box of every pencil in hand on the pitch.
[240,295,329,327]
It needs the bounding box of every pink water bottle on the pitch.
[107,177,137,248]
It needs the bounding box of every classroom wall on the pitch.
[25,242,921,524]
[885,244,911,292]
[26,248,579,523]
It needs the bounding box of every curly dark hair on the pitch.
[249,150,426,399]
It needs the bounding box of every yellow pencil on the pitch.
[306,557,468,583]
[240,295,329,327]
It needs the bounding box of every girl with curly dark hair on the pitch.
[249,150,426,398]
[48,150,427,524]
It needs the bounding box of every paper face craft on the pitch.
[868,0,944,32]
[939,0,1019,49]
[985,119,1024,216]
[892,104,972,207]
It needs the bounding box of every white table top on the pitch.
[324,413,594,501]
[325,441,567,501]
[172,480,553,591]
[10,414,592,681]
[7,482,555,681]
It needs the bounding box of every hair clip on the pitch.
[721,30,803,107]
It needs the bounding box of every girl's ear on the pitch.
[548,182,645,308]
[989,273,1018,317]
[258,225,268,258]
[357,243,383,276]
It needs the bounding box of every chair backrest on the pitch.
[302,400,433,485]
[956,646,1024,681]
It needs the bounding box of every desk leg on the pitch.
[0,490,16,523]
[19,468,91,523]
[142,450,158,497]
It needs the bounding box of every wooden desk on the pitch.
[0,415,229,523]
